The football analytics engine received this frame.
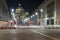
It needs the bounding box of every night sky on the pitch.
[6,0,44,14]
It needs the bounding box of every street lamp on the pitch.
[40,9,43,12]
[31,16,33,18]
[32,14,35,17]
[35,12,38,15]
[11,9,17,21]
[31,14,35,18]
[11,9,14,12]
[40,9,43,26]
[35,12,39,25]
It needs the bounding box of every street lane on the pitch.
[31,29,60,40]
[0,29,52,40]
[44,29,60,40]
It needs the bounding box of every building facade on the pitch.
[15,4,26,21]
[0,0,11,21]
[37,0,60,26]
[15,4,29,25]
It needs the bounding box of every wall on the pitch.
[56,0,60,25]
[0,0,10,21]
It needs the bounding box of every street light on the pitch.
[40,9,43,26]
[40,9,43,12]
[11,9,14,12]
[35,12,38,15]
[32,14,35,17]
[31,14,35,18]
[11,9,17,21]
[31,16,33,18]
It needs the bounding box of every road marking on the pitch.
[31,30,59,40]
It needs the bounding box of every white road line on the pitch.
[31,30,59,40]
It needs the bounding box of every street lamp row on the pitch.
[31,12,38,18]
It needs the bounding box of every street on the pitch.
[0,29,53,40]
[31,28,60,40]
[0,0,60,40]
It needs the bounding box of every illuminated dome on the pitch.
[15,4,29,22]
[15,4,24,13]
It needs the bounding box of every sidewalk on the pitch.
[17,25,41,28]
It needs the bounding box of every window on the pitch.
[47,19,54,25]
[47,20,49,25]
[51,19,54,25]
[47,1,54,17]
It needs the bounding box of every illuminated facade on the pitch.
[36,0,60,26]
[15,4,25,21]
[15,4,29,22]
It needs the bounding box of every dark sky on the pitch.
[6,0,44,13]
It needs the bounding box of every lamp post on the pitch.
[35,12,38,15]
[35,12,38,25]
[32,14,35,17]
[11,9,18,27]
[31,16,33,18]
[11,9,16,21]
[40,9,43,26]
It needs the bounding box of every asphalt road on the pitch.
[0,29,53,40]
[31,29,60,40]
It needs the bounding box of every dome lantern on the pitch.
[19,4,21,7]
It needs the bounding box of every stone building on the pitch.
[36,0,60,26]
[0,0,11,21]
[15,4,29,22]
